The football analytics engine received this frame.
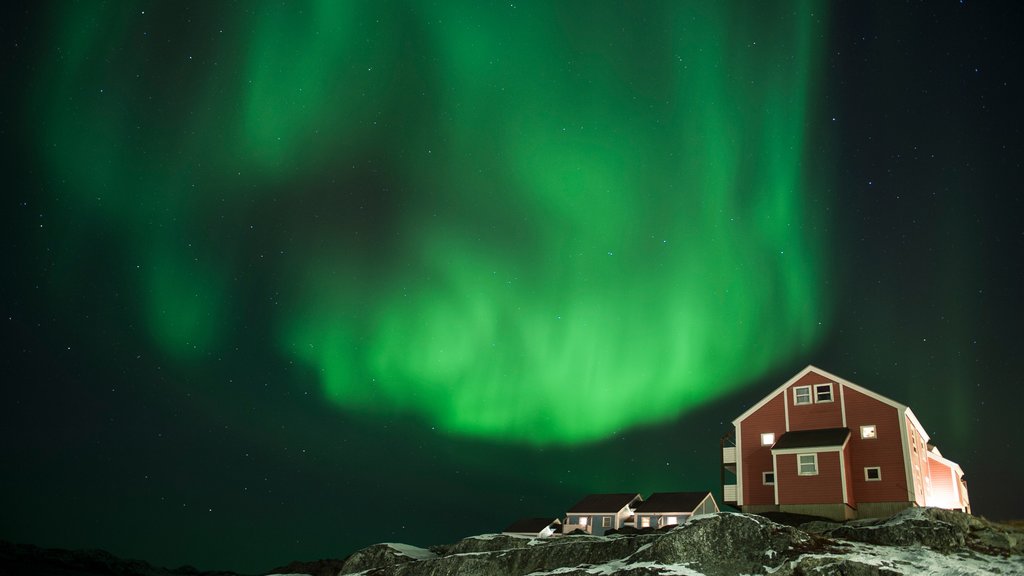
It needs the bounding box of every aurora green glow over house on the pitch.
[3,1,1020,572]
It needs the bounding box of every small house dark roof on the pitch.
[634,491,712,513]
[772,428,850,450]
[502,517,561,533]
[567,493,642,513]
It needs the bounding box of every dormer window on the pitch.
[814,383,833,403]
[794,386,812,405]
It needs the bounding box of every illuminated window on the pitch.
[579,516,588,526]
[601,516,611,528]
[640,516,650,528]
[814,383,833,403]
[664,516,678,525]
[865,467,882,481]
[861,425,877,439]
[763,471,775,485]
[798,453,818,475]
[761,432,775,446]
[794,386,812,405]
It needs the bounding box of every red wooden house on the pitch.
[721,365,970,520]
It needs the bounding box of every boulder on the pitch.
[337,543,436,574]
[628,512,807,575]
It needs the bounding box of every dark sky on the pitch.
[2,1,1022,573]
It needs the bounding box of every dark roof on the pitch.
[634,492,712,513]
[772,428,850,450]
[502,517,560,533]
[567,493,642,513]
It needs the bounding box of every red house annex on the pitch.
[722,365,970,521]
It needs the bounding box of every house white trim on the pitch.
[734,365,922,427]
[814,383,834,403]
[899,412,915,503]
[772,445,843,455]
[736,421,744,506]
[839,383,848,427]
[783,390,790,431]
[865,466,882,481]
[797,453,819,476]
[772,452,780,505]
[839,449,849,504]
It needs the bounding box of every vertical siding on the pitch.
[787,371,844,430]
[843,386,908,503]
[776,451,844,505]
[740,392,786,505]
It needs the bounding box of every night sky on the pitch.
[2,1,1022,573]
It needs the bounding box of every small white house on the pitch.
[562,493,642,536]
[633,492,719,529]
[501,517,561,538]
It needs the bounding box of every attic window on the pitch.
[798,453,818,476]
[814,383,833,403]
[761,432,776,446]
[861,425,877,439]
[794,386,812,405]
[865,467,882,481]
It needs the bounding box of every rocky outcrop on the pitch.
[799,506,1023,555]
[629,513,807,575]
[333,509,1024,576]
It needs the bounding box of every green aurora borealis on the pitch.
[36,1,826,444]
[9,0,1021,572]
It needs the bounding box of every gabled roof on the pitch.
[771,428,850,450]
[732,365,930,442]
[502,517,561,533]
[566,493,642,513]
[634,492,712,513]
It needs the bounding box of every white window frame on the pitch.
[640,516,650,528]
[762,471,775,485]
[601,516,611,528]
[761,432,775,446]
[860,424,877,439]
[798,453,818,476]
[793,386,812,405]
[664,516,678,526]
[814,383,834,403]
[865,467,882,481]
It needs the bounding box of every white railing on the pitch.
[722,446,736,464]
[723,484,737,502]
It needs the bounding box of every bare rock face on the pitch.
[808,508,966,552]
[356,533,659,576]
[336,543,437,574]
[332,509,1024,576]
[628,512,808,576]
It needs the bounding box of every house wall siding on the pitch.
[787,372,843,430]
[928,456,955,508]
[739,392,786,506]
[907,415,930,506]
[776,452,844,505]
[842,386,908,503]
